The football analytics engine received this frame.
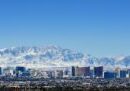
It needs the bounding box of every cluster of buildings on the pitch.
[0,66,130,79]
[72,66,130,79]
[0,66,30,77]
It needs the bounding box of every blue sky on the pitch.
[0,0,130,57]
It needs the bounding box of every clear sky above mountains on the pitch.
[0,0,130,57]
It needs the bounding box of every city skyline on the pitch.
[0,0,130,57]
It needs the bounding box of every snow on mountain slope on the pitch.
[0,46,129,68]
[0,46,85,68]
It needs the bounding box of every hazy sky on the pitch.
[0,0,130,57]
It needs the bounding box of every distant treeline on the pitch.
[0,86,130,91]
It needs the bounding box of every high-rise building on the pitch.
[3,67,14,76]
[55,70,63,78]
[120,70,127,78]
[15,66,26,77]
[85,67,90,77]
[127,69,130,78]
[46,71,55,78]
[16,66,26,72]
[72,66,76,76]
[21,69,30,77]
[104,71,116,79]
[94,66,103,78]
[76,67,90,77]
[115,67,121,78]
[63,68,70,78]
[90,69,94,78]
[0,67,2,75]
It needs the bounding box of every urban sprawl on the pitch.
[0,66,129,79]
[0,66,130,91]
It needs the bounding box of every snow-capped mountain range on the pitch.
[0,46,130,69]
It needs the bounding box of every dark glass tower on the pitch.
[94,66,103,78]
[72,66,76,76]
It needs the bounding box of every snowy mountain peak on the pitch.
[0,46,129,69]
[0,46,85,68]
